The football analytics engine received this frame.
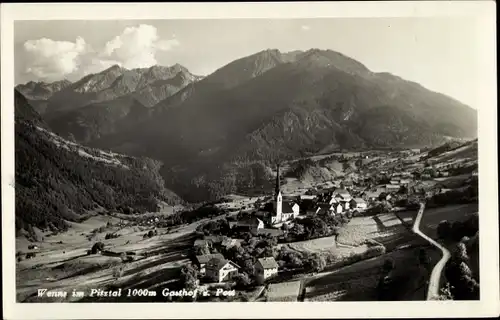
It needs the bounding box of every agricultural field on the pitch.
[304,245,441,301]
[15,213,197,303]
[276,235,371,264]
[337,213,415,250]
[265,280,302,301]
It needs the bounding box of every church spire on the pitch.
[275,163,281,197]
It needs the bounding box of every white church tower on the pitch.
[275,163,282,223]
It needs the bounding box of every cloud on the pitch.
[20,24,180,82]
[301,25,311,31]
[23,37,88,80]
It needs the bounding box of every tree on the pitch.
[382,258,394,273]
[437,220,452,240]
[235,272,252,289]
[180,264,198,291]
[453,242,469,263]
[242,259,255,275]
[306,253,326,272]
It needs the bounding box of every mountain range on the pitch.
[15,48,478,203]
[14,90,182,237]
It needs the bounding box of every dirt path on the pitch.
[412,202,451,300]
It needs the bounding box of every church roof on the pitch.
[282,201,297,213]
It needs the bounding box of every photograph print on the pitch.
[3,2,497,314]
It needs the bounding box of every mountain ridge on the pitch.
[17,48,477,202]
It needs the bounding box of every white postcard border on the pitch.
[1,2,498,319]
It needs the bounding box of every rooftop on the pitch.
[196,253,225,265]
[257,257,279,269]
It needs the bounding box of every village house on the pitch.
[254,257,279,281]
[298,197,317,214]
[350,198,367,211]
[266,165,300,227]
[399,179,411,186]
[236,216,264,231]
[195,253,225,275]
[386,184,401,193]
[315,203,337,216]
[343,200,350,211]
[334,188,352,201]
[205,257,240,283]
[362,190,381,202]
[204,235,226,246]
[299,195,317,201]
[194,239,212,252]
[333,203,344,215]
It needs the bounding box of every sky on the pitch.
[14,18,480,108]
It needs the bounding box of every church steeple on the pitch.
[275,163,281,197]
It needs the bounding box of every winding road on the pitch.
[412,202,451,300]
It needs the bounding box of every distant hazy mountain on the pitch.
[14,64,202,143]
[18,49,478,202]
[14,90,182,237]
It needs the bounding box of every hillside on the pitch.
[14,90,182,239]
[22,49,478,202]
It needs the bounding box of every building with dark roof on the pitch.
[205,257,239,283]
[255,257,279,280]
[195,253,225,274]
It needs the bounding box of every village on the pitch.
[16,141,478,302]
[180,143,478,300]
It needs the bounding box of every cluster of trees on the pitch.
[285,159,315,179]
[439,213,479,300]
[15,120,182,238]
[444,241,480,300]
[437,213,479,243]
[365,200,393,215]
[427,184,478,208]
[143,230,158,239]
[105,232,120,240]
[162,205,228,229]
[196,219,231,237]
[283,213,350,242]
[166,161,273,203]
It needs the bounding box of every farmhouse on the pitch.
[255,257,279,281]
[205,258,240,283]
[196,253,225,275]
[236,216,264,231]
[350,198,367,210]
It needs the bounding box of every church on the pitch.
[265,164,300,227]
